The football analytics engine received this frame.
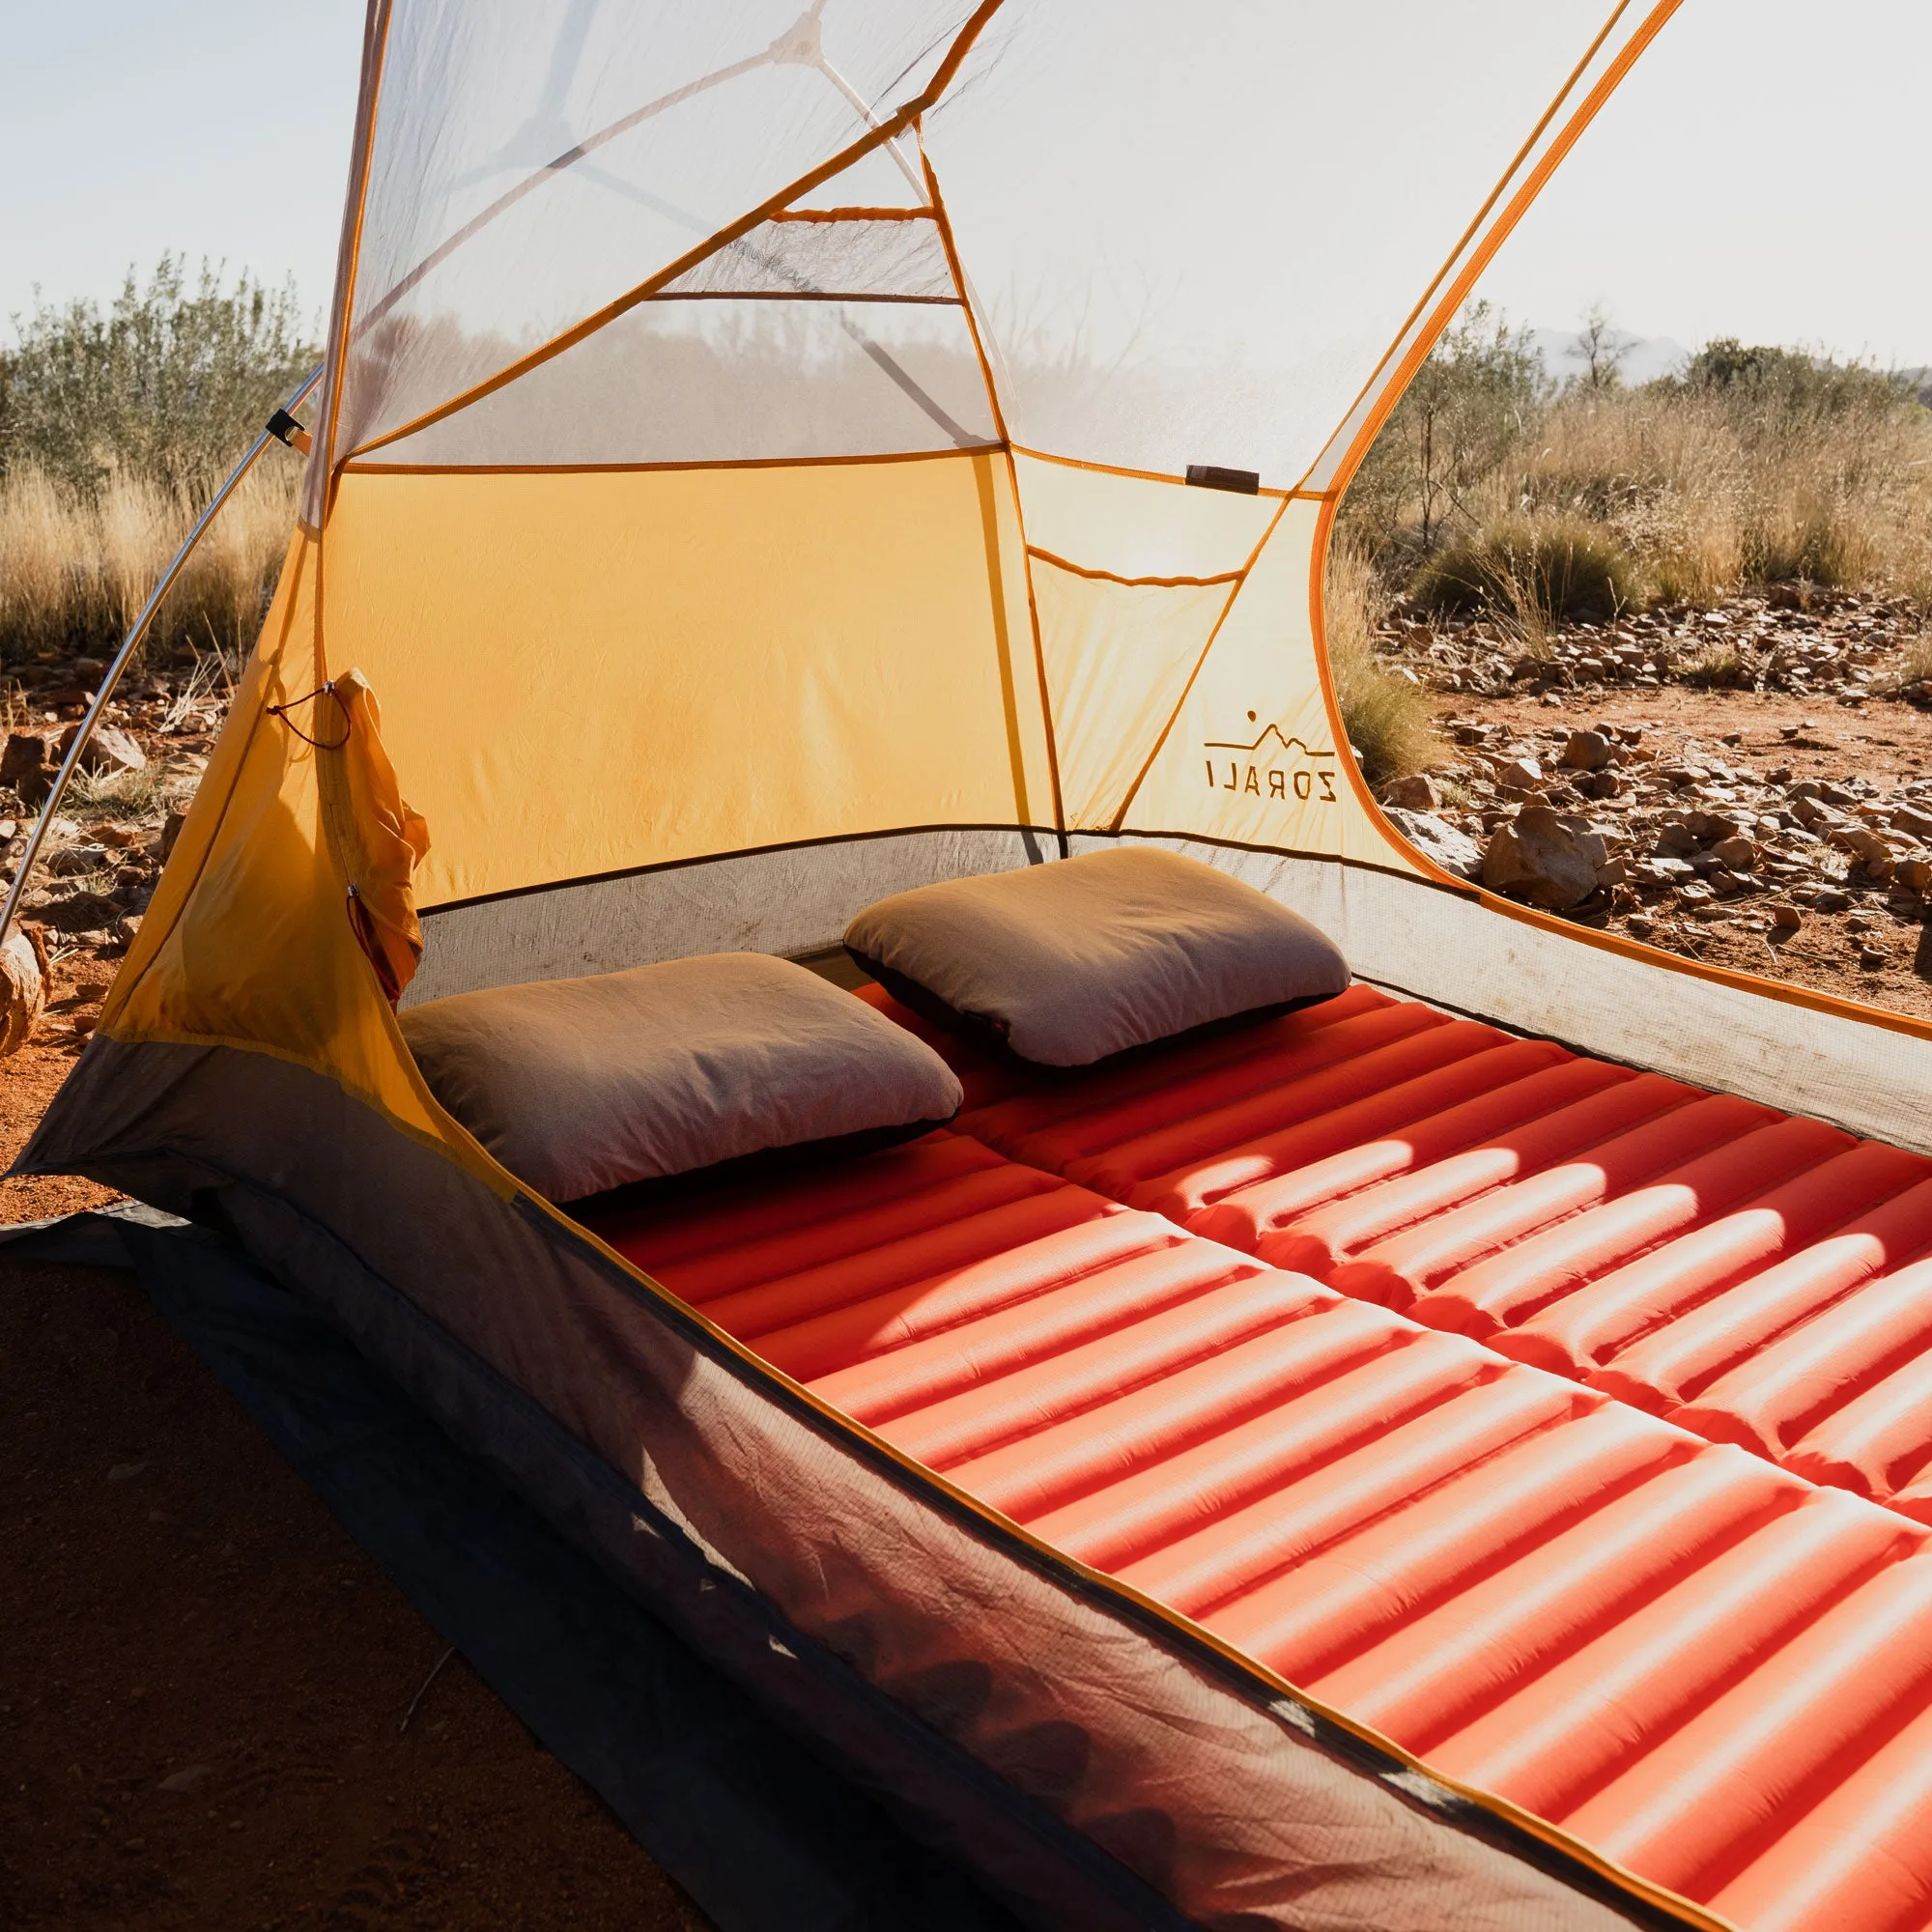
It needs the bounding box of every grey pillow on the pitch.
[401,952,962,1201]
[844,847,1350,1067]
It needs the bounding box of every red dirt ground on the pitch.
[0,976,713,1928]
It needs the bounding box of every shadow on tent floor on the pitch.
[0,1208,1019,1932]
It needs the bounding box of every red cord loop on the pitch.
[267,681,353,750]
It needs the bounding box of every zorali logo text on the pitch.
[1205,715,1339,803]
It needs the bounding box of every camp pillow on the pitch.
[844,846,1350,1067]
[400,952,962,1203]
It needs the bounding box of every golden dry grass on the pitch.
[1344,326,1932,624]
[1324,538,1438,783]
[1496,384,1932,611]
[0,458,298,666]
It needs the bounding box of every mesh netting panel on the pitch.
[365,297,997,467]
[923,2,1655,486]
[663,213,956,301]
[320,1,979,481]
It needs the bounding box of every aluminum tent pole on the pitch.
[0,362,325,952]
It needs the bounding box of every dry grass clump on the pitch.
[0,461,296,666]
[1325,539,1437,783]
[1520,382,1928,604]
[1411,511,1643,629]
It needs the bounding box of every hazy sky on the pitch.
[2,1,1924,366]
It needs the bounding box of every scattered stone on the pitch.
[1,732,54,806]
[1770,903,1804,932]
[47,844,109,878]
[1482,806,1603,909]
[0,923,48,1056]
[57,722,147,776]
[44,891,122,932]
[1493,756,1544,792]
[1383,807,1482,880]
[1559,729,1615,772]
[159,806,190,864]
[1711,836,1758,870]
[110,914,143,949]
[1380,773,1440,810]
[158,1765,213,1794]
[1860,946,1890,971]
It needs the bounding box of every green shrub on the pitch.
[1409,513,1646,625]
[0,255,316,498]
[1682,644,1750,690]
[1342,301,1551,558]
[1684,338,1913,416]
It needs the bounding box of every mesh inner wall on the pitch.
[364,298,997,466]
[663,213,957,301]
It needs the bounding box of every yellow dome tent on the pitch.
[24,6,1932,1928]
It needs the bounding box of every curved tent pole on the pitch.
[0,361,326,952]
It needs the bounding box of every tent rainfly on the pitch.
[26,5,1932,1929]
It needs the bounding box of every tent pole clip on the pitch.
[266,408,314,456]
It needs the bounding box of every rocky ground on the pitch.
[1369,587,1932,1022]
[0,641,224,984]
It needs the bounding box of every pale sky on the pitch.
[1,1,1924,368]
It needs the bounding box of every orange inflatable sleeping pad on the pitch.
[580,1131,1932,1932]
[895,983,1932,1524]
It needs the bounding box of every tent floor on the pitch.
[0,1211,1019,1932]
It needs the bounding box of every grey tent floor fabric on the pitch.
[1,1208,1023,1932]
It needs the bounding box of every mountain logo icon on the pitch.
[1205,718,1336,759]
[1203,712,1339,804]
